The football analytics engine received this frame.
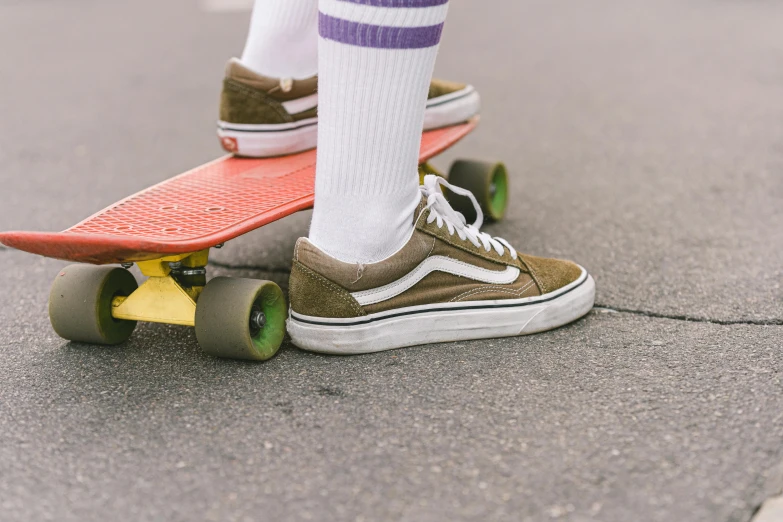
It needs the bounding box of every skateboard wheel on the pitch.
[446,159,509,223]
[195,277,286,361]
[49,265,139,345]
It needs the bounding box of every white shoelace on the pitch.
[420,175,517,259]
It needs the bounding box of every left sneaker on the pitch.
[423,78,481,132]
[286,175,596,354]
[217,58,480,157]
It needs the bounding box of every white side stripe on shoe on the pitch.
[281,94,319,115]
[351,255,520,306]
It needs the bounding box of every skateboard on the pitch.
[0,118,509,360]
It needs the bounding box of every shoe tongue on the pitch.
[413,195,429,224]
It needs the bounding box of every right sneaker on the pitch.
[287,175,595,354]
[217,58,481,157]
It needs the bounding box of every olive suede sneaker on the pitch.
[286,175,595,354]
[217,59,481,157]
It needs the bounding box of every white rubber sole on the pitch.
[287,268,595,355]
[216,86,481,157]
[217,117,318,158]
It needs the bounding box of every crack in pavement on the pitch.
[594,305,783,326]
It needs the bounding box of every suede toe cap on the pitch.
[519,254,584,295]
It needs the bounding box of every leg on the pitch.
[240,0,318,79]
[218,0,320,157]
[309,0,450,263]
[287,3,595,353]
[217,0,478,158]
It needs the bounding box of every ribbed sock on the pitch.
[308,0,449,264]
[240,0,318,79]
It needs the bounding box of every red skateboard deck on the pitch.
[0,120,476,265]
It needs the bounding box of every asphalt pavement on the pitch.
[0,1,781,521]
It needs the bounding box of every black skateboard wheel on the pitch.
[195,277,286,361]
[48,265,138,345]
[446,159,509,223]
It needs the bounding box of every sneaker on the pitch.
[217,58,481,158]
[286,175,596,354]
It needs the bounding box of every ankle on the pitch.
[308,190,420,264]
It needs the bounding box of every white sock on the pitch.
[308,0,449,264]
[240,0,318,79]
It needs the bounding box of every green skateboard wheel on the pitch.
[194,277,286,361]
[447,159,509,223]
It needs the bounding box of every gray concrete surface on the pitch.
[0,0,781,521]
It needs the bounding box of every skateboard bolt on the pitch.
[250,310,267,331]
[215,243,224,249]
[121,263,133,269]
[169,262,182,270]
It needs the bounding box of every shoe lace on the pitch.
[420,174,517,259]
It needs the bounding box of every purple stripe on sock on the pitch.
[336,0,448,7]
[319,12,444,49]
